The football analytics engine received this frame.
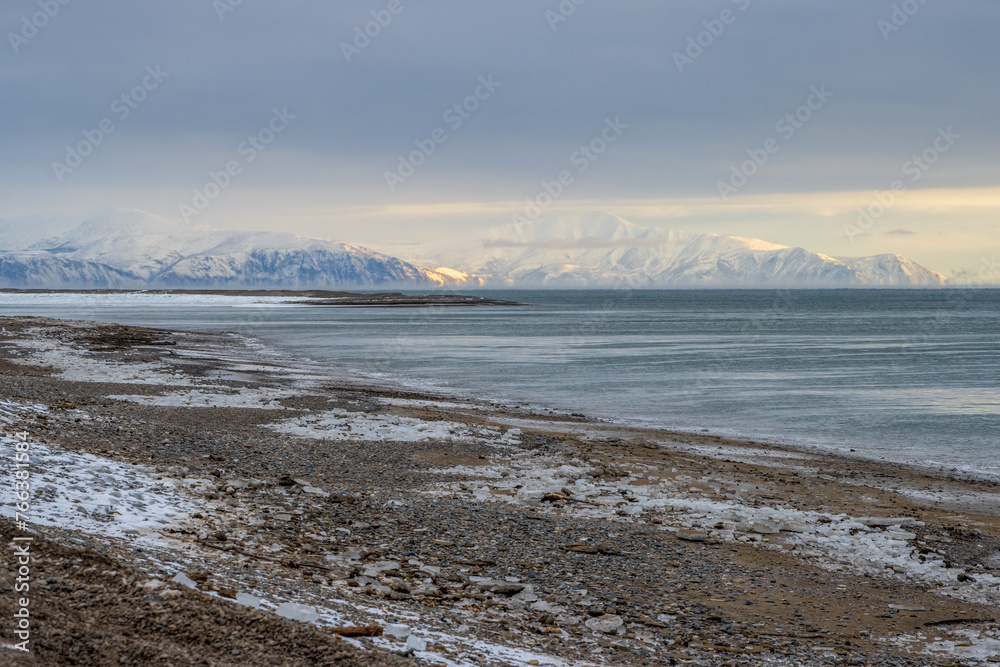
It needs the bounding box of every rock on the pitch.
[888,604,925,611]
[384,623,411,639]
[585,614,624,634]
[562,543,600,554]
[171,573,198,589]
[274,602,319,623]
[676,529,709,542]
[492,583,526,596]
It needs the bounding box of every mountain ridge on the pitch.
[374,212,947,288]
[0,210,466,288]
[0,209,946,288]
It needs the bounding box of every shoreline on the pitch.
[1,315,998,665]
[0,288,524,307]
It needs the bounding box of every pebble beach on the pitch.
[1,315,999,666]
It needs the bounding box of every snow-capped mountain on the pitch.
[377,212,947,287]
[0,210,465,288]
[0,209,946,289]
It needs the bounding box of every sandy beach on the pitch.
[1,315,998,666]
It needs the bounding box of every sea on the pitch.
[1,289,998,478]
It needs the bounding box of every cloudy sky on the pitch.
[1,0,997,279]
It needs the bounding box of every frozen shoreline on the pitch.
[2,289,997,484]
[1,315,999,665]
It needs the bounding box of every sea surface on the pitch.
[2,289,998,477]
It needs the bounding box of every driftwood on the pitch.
[540,492,608,507]
[924,617,994,627]
[328,625,384,637]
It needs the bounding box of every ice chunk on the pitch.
[236,593,262,608]
[274,602,319,623]
[405,635,428,651]
[858,517,917,527]
[139,579,165,591]
[384,623,411,639]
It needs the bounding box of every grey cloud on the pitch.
[1,0,998,205]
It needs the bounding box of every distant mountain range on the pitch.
[373,212,947,288]
[0,210,466,288]
[0,209,946,289]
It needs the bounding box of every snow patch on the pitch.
[264,408,522,444]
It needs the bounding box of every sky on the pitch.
[1,0,998,281]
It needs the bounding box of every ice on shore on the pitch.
[890,627,1000,664]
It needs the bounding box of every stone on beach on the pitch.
[675,529,709,542]
[585,614,624,634]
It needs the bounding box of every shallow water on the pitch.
[2,289,998,476]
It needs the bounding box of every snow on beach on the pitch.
[425,451,1000,609]
[0,396,577,666]
[0,400,201,545]
[109,387,304,410]
[265,408,523,444]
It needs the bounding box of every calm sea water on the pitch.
[2,289,998,476]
